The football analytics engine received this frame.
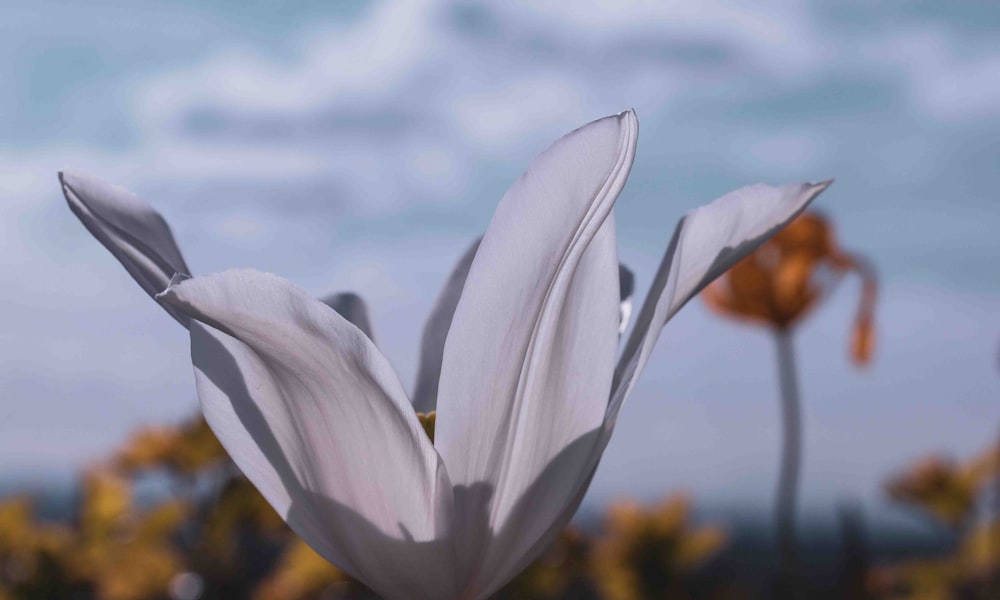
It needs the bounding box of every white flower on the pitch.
[61,110,830,600]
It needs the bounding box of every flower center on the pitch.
[417,411,436,443]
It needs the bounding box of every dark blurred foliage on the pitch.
[0,414,729,600]
[18,418,998,600]
[0,368,995,600]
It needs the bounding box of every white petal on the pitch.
[321,291,376,342]
[475,218,621,598]
[159,269,455,600]
[412,237,481,413]
[472,181,833,598]
[434,111,637,593]
[411,240,631,414]
[607,180,833,427]
[60,171,192,327]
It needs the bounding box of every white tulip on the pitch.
[62,110,830,599]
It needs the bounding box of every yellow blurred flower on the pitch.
[873,442,1000,598]
[0,468,189,600]
[0,497,72,592]
[114,416,226,476]
[592,494,727,600]
[884,455,987,529]
[68,469,189,600]
[868,518,1000,599]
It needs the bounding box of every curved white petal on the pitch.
[412,237,481,414]
[475,180,833,597]
[159,269,455,600]
[473,217,620,598]
[60,171,192,327]
[434,111,637,592]
[321,291,376,343]
[607,180,834,427]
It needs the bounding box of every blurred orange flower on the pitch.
[703,211,877,365]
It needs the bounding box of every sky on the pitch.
[1,0,999,524]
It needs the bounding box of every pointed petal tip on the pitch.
[801,178,835,206]
[811,178,835,191]
[57,169,88,191]
[619,108,639,135]
[57,170,75,194]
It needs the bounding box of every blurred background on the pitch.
[1,0,999,598]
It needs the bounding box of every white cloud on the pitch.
[453,76,586,149]
[137,0,437,122]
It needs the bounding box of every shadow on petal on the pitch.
[467,428,604,599]
[194,325,459,600]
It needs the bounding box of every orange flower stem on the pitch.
[774,327,804,599]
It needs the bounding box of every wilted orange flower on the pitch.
[703,211,877,365]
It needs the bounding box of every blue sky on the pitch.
[1,0,998,522]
